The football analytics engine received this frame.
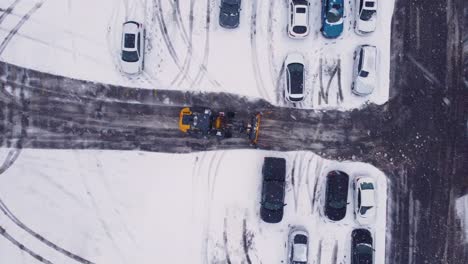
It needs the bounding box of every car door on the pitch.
[357,188,362,215]
[291,3,295,25]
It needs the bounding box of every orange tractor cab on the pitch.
[179,107,261,145]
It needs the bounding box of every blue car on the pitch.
[321,0,344,38]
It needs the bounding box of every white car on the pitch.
[288,0,310,38]
[355,0,378,34]
[352,45,377,96]
[288,227,309,264]
[353,176,376,225]
[120,21,145,75]
[284,53,305,102]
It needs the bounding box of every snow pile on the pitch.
[455,194,468,243]
[0,0,395,110]
[0,149,387,263]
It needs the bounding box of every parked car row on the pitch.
[259,158,377,263]
[259,159,378,225]
[219,0,379,37]
[286,226,375,264]
[282,44,377,102]
[324,170,377,224]
[288,0,378,39]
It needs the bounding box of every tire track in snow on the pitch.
[210,151,225,200]
[175,0,195,86]
[154,0,182,71]
[223,216,232,264]
[170,0,193,85]
[331,240,338,264]
[203,152,220,264]
[242,216,254,264]
[305,155,316,214]
[317,239,323,264]
[0,225,53,264]
[250,0,270,101]
[191,0,211,87]
[318,58,340,105]
[267,0,279,90]
[0,200,94,263]
[0,0,21,24]
[0,1,44,56]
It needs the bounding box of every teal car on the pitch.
[321,0,344,38]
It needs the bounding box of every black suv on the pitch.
[351,228,373,264]
[260,157,287,223]
[324,170,349,221]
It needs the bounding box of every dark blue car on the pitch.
[321,0,344,38]
[219,0,241,29]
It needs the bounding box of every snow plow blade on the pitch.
[247,113,261,145]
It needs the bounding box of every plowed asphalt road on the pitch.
[0,0,466,263]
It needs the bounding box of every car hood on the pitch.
[292,244,308,262]
[220,11,239,28]
[322,22,343,38]
[120,60,141,75]
[354,75,375,95]
[357,15,377,33]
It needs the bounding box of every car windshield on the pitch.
[360,9,376,21]
[360,206,373,215]
[326,4,342,23]
[264,201,283,210]
[360,182,374,190]
[122,51,139,62]
[288,63,304,94]
[296,7,306,13]
[124,34,136,49]
[360,70,369,77]
[221,3,239,13]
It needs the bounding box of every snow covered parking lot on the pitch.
[0,0,394,110]
[0,149,387,263]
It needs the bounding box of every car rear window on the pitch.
[293,26,307,34]
[296,7,306,13]
[124,34,136,48]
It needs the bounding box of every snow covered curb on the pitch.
[456,194,468,243]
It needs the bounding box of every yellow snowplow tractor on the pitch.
[247,113,261,145]
[178,107,261,145]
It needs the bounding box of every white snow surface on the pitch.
[0,149,387,263]
[456,194,468,243]
[0,0,394,110]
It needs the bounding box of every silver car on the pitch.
[352,45,377,96]
[120,21,145,75]
[288,227,309,264]
[287,0,310,38]
[355,0,378,35]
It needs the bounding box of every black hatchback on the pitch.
[324,170,349,221]
[219,0,241,29]
[351,228,373,264]
[260,157,287,223]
